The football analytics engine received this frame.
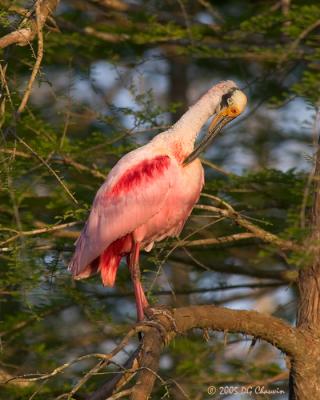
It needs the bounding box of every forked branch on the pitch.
[86,305,301,400]
[0,0,59,49]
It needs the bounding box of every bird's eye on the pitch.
[230,107,238,115]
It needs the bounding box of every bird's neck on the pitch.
[154,90,218,162]
[172,92,217,143]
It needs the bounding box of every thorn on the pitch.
[203,328,210,342]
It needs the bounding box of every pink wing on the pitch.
[69,153,178,277]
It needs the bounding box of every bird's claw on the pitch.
[145,306,179,335]
[140,320,169,344]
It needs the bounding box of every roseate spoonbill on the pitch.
[69,80,247,321]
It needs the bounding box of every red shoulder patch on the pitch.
[109,155,170,197]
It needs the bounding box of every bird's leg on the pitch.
[129,242,148,321]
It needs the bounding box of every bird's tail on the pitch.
[100,235,132,286]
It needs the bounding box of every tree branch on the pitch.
[172,305,298,356]
[0,221,81,247]
[17,0,44,114]
[171,254,298,282]
[128,305,300,399]
[195,203,300,251]
[7,306,300,400]
[0,0,60,49]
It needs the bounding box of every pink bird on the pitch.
[69,81,247,321]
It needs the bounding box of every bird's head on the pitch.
[184,84,247,165]
[216,87,247,119]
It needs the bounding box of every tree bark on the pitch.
[293,143,320,399]
[130,305,301,400]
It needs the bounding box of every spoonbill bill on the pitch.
[69,80,247,321]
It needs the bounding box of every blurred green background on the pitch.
[1,1,319,398]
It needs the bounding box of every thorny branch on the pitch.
[4,305,302,400]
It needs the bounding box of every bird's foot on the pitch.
[145,306,179,335]
[139,320,169,344]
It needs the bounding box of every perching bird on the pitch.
[69,80,247,321]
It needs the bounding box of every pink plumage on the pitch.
[68,80,245,320]
[69,153,203,281]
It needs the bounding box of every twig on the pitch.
[60,155,106,179]
[89,282,285,300]
[108,389,133,400]
[200,158,233,176]
[194,203,300,251]
[0,148,106,179]
[0,148,30,158]
[5,324,150,384]
[176,232,256,248]
[17,0,44,114]
[14,135,78,204]
[59,108,71,149]
[84,27,129,43]
[279,19,320,63]
[66,360,108,400]
[0,221,81,247]
[86,348,140,400]
[171,253,298,282]
[197,0,224,24]
[243,370,289,389]
[182,246,210,270]
[0,64,14,108]
[176,0,194,46]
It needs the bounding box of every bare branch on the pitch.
[0,148,106,179]
[0,221,81,248]
[129,305,300,399]
[0,0,60,49]
[0,29,34,49]
[108,389,134,399]
[172,305,299,356]
[87,349,140,400]
[88,282,285,300]
[84,27,129,43]
[176,232,257,248]
[17,0,44,114]
[60,155,106,180]
[172,254,298,282]
[4,324,147,384]
[89,0,130,12]
[4,306,300,399]
[200,157,233,176]
[195,203,300,251]
[279,19,320,63]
